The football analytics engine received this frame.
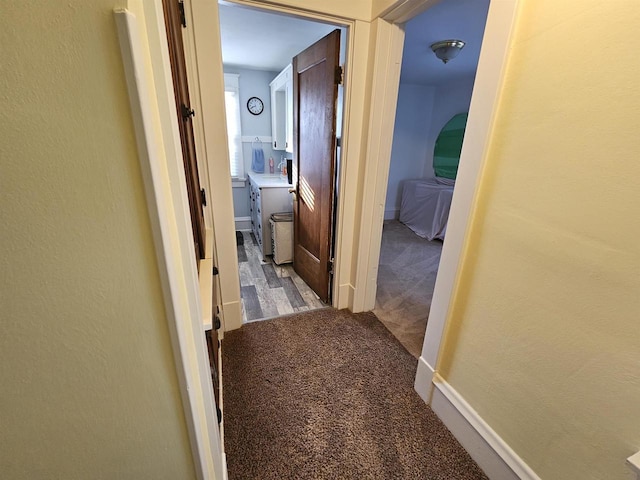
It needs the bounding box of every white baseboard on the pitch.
[414,356,435,404]
[430,374,541,480]
[234,216,251,231]
[628,451,640,480]
[222,452,228,480]
[384,208,399,220]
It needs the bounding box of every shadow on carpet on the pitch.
[222,309,487,480]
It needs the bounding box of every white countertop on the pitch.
[248,172,292,188]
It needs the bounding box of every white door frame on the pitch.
[186,0,374,319]
[115,2,225,479]
[416,0,521,399]
[354,0,521,401]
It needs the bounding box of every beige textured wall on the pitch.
[439,1,640,479]
[0,2,196,478]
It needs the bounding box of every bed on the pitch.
[398,112,467,241]
[399,179,454,241]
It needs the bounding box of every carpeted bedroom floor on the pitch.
[222,308,487,480]
[374,220,443,357]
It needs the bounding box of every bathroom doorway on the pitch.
[218,2,346,322]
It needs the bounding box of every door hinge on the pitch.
[214,315,221,330]
[328,258,335,274]
[334,65,343,85]
[178,0,186,28]
[200,188,207,206]
[181,103,195,119]
[212,266,219,276]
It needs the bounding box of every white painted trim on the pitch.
[222,454,229,480]
[223,0,357,24]
[180,0,215,233]
[332,20,367,312]
[145,0,227,470]
[337,282,355,310]
[114,8,223,479]
[376,0,440,23]
[241,135,272,143]
[234,216,252,231]
[352,18,405,312]
[187,0,243,331]
[431,375,541,480]
[628,451,640,479]
[420,0,520,368]
[200,258,214,331]
[413,355,434,404]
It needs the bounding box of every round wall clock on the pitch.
[247,96,264,115]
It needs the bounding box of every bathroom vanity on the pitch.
[248,173,293,259]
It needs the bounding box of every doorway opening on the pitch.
[218,2,347,323]
[374,0,491,357]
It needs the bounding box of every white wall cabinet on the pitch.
[269,64,293,153]
[248,174,293,259]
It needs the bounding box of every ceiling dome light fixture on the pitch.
[430,39,465,64]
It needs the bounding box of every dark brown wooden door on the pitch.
[162,0,206,262]
[292,30,341,303]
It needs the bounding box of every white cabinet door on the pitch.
[285,76,293,153]
[269,64,292,152]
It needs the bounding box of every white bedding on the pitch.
[399,179,454,241]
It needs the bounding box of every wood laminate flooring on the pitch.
[237,231,325,323]
[374,220,443,358]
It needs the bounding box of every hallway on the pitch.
[222,308,487,479]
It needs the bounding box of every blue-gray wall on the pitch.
[384,77,475,219]
[385,83,436,219]
[224,67,283,218]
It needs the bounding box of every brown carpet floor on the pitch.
[222,309,488,480]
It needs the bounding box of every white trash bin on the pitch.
[270,212,293,265]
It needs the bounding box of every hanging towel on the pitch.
[251,139,265,173]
